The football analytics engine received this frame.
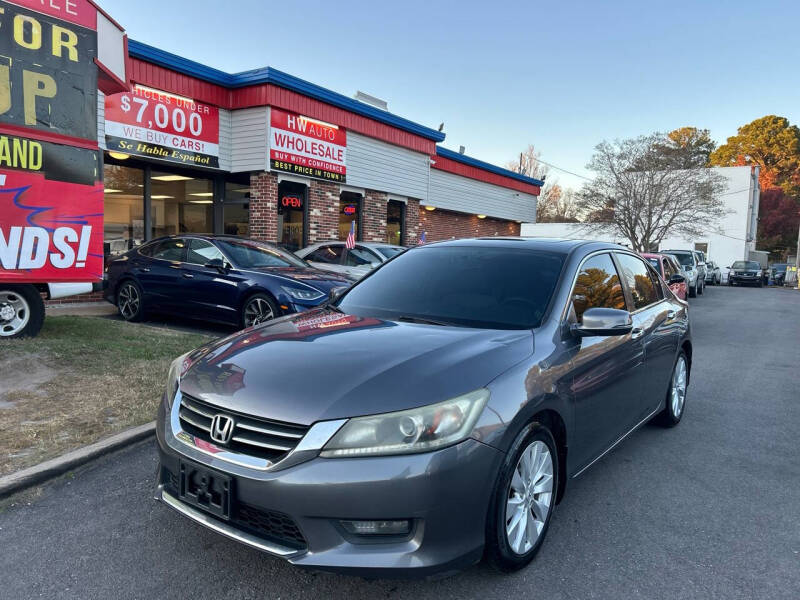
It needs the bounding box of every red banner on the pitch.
[105,86,220,168]
[0,169,103,282]
[270,108,347,182]
[6,0,97,30]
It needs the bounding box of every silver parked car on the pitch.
[155,238,692,576]
[662,249,705,297]
[704,261,721,285]
[296,241,405,280]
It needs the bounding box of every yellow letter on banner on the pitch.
[22,70,57,126]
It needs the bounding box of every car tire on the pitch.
[117,280,145,322]
[0,285,45,338]
[689,284,697,298]
[486,423,558,573]
[241,293,279,329]
[657,351,689,427]
[698,281,704,295]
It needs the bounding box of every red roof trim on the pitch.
[432,154,541,196]
[128,58,436,155]
[0,124,99,150]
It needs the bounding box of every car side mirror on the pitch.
[572,307,633,337]
[328,286,348,304]
[669,273,686,284]
[205,257,226,272]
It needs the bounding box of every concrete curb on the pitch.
[0,421,155,499]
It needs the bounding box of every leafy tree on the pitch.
[757,188,800,260]
[578,133,727,252]
[709,115,800,193]
[650,127,716,169]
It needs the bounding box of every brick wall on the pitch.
[418,207,520,242]
[45,291,105,305]
[308,179,340,243]
[362,189,388,242]
[249,171,279,242]
[406,198,421,245]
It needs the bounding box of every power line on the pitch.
[525,156,594,182]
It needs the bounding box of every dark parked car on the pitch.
[105,235,351,327]
[155,238,691,576]
[728,260,763,287]
[771,263,789,286]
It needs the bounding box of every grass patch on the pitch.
[0,316,212,476]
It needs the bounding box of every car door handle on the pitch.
[631,327,644,340]
[182,272,194,278]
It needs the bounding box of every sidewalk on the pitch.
[46,302,117,317]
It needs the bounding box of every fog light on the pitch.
[340,519,411,535]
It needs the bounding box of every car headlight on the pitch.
[165,352,191,409]
[320,389,490,458]
[281,285,325,301]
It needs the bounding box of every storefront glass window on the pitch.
[386,200,404,245]
[339,192,361,241]
[224,181,250,236]
[277,181,306,251]
[103,164,145,258]
[151,171,214,236]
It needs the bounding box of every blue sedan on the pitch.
[105,235,351,328]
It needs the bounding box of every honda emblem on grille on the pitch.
[210,414,234,444]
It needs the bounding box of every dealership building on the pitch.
[96,40,542,264]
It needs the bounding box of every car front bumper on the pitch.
[154,396,503,577]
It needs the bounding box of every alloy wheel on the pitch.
[671,356,688,418]
[118,283,140,320]
[0,291,30,337]
[505,440,554,555]
[244,297,275,327]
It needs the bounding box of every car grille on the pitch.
[160,467,307,551]
[178,394,309,462]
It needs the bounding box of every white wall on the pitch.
[430,168,538,222]
[346,133,429,200]
[231,107,269,172]
[521,166,758,275]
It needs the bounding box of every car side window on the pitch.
[571,253,627,322]
[663,258,676,279]
[346,247,380,266]
[186,239,225,266]
[150,239,186,262]
[616,253,662,310]
[307,245,344,264]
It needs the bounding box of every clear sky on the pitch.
[99,0,800,189]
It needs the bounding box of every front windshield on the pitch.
[773,264,788,272]
[337,245,565,329]
[670,252,694,267]
[376,246,405,259]
[646,258,661,271]
[732,261,760,270]
[217,239,308,269]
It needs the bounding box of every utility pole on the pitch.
[796,217,800,289]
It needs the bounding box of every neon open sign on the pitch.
[343,204,356,215]
[281,195,303,209]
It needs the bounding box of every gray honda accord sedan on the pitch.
[155,238,691,576]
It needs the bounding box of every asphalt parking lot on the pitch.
[2,285,799,600]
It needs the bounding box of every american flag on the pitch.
[418,231,426,245]
[345,219,356,249]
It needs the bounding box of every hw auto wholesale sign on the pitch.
[105,86,220,168]
[270,108,346,182]
[0,0,105,283]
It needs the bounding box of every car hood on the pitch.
[180,309,533,425]
[245,266,351,291]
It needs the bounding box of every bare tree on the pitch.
[505,144,549,181]
[537,183,581,222]
[578,134,727,252]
